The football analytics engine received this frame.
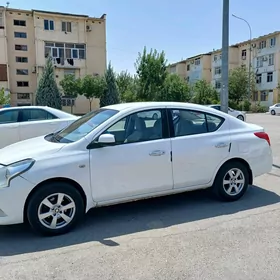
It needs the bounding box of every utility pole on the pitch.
[221,0,229,113]
[232,14,252,100]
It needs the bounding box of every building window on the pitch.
[213,55,217,61]
[44,19,54,30]
[62,97,75,107]
[15,44,28,51]
[17,81,29,87]
[17,93,30,99]
[0,12,4,28]
[268,54,274,66]
[214,67,221,75]
[215,80,221,89]
[16,56,28,63]
[14,32,27,38]
[256,74,262,84]
[252,92,258,101]
[261,91,268,101]
[186,64,190,71]
[62,21,72,32]
[44,42,86,59]
[259,40,266,49]
[64,69,75,76]
[256,57,263,68]
[270,37,276,47]
[267,72,273,82]
[14,19,26,26]
[241,49,246,59]
[194,58,200,65]
[16,69,28,75]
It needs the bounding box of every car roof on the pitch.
[0,106,76,119]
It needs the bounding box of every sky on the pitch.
[6,0,280,74]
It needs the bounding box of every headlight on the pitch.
[0,158,35,188]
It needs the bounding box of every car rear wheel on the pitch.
[271,110,276,115]
[237,115,244,121]
[213,161,249,201]
[27,182,85,236]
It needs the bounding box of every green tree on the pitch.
[191,79,219,105]
[116,71,138,102]
[0,88,10,105]
[228,65,256,105]
[135,47,168,101]
[159,73,191,102]
[79,75,106,111]
[100,62,120,107]
[36,57,62,109]
[59,74,80,113]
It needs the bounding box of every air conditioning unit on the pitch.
[251,43,256,48]
[86,25,92,31]
[262,56,268,61]
[31,66,36,73]
[191,60,194,64]
[242,56,246,60]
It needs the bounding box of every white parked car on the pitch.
[269,103,280,115]
[0,106,78,148]
[207,104,246,121]
[0,102,272,236]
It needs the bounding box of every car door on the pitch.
[0,109,20,148]
[88,108,174,202]
[169,108,230,189]
[19,108,60,141]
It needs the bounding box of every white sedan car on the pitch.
[269,103,280,115]
[0,106,78,148]
[0,102,272,236]
[207,105,246,121]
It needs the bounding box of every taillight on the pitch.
[254,132,270,146]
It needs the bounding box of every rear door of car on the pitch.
[168,108,231,189]
[0,109,21,148]
[19,108,61,141]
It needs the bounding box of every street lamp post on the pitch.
[232,14,252,101]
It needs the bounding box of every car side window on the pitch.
[171,109,224,137]
[103,109,163,145]
[0,110,19,124]
[21,109,57,122]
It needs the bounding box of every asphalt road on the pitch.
[1,113,280,280]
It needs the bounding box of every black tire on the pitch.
[271,110,276,115]
[212,161,249,202]
[237,115,244,121]
[27,182,85,236]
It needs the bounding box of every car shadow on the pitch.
[0,185,279,257]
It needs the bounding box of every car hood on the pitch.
[0,135,65,165]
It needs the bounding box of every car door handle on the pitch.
[149,150,165,156]
[215,143,229,148]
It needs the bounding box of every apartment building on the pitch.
[211,46,239,92]
[168,53,212,84]
[0,7,107,114]
[168,31,280,106]
[235,31,280,106]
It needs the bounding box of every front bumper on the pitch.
[0,176,35,225]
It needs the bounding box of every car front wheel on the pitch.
[27,182,85,236]
[213,161,249,202]
[271,110,276,115]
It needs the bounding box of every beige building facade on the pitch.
[168,31,280,107]
[0,7,106,114]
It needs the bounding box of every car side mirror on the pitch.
[98,134,116,144]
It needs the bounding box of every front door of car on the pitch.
[88,108,174,203]
[169,108,231,188]
[0,109,20,148]
[19,109,59,141]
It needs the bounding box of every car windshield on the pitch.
[50,108,118,143]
